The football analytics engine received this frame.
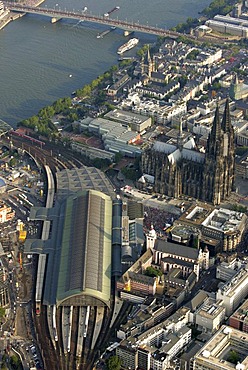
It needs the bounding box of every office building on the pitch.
[192,326,248,370]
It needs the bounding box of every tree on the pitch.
[53,98,64,113]
[227,350,241,365]
[94,90,106,106]
[110,65,118,74]
[67,112,79,123]
[10,354,22,370]
[91,79,99,89]
[145,266,162,277]
[119,59,131,67]
[231,204,247,213]
[63,97,72,108]
[121,167,139,181]
[9,157,17,167]
[76,84,91,98]
[0,307,5,318]
[106,355,121,370]
[235,146,248,156]
[186,49,200,60]
[92,157,111,170]
[114,152,123,164]
[105,103,116,111]
[29,115,39,126]
[38,106,55,119]
[178,75,188,87]
[136,44,149,57]
[201,0,236,17]
[212,81,221,90]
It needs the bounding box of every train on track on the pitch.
[10,130,46,147]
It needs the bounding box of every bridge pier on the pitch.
[124,30,134,37]
[51,17,61,23]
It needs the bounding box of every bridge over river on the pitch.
[3,1,192,39]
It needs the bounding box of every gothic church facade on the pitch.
[141,99,235,205]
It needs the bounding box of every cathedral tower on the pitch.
[177,117,184,151]
[141,47,153,77]
[202,99,235,205]
[221,98,235,196]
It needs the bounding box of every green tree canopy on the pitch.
[212,81,221,90]
[10,354,22,370]
[9,157,17,167]
[136,44,149,57]
[92,157,111,170]
[186,49,200,60]
[227,350,241,365]
[52,97,71,113]
[231,204,247,213]
[106,355,121,370]
[202,0,236,17]
[235,146,248,156]
[0,307,5,318]
[145,266,162,277]
[115,152,123,163]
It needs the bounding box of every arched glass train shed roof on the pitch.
[25,189,113,308]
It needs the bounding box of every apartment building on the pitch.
[117,307,191,370]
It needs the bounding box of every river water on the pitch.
[0,0,211,126]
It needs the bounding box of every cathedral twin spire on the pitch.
[203,98,235,204]
[221,98,232,133]
[141,98,234,206]
[207,98,233,157]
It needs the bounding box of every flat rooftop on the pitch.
[178,204,214,226]
[230,298,248,324]
[194,326,248,370]
[202,208,246,233]
[197,297,225,319]
[218,266,248,297]
[171,225,199,239]
[104,109,149,125]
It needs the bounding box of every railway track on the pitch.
[4,135,85,171]
[80,306,96,370]
[57,306,66,370]
[4,135,125,369]
[36,306,61,370]
[68,306,79,370]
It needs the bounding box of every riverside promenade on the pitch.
[0,0,45,30]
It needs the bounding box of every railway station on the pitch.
[23,166,123,368]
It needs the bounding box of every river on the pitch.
[0,0,211,127]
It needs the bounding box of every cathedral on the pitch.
[141,99,235,205]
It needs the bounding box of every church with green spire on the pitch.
[230,73,248,100]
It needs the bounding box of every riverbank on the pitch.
[0,0,212,125]
[0,11,22,30]
[0,0,45,31]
